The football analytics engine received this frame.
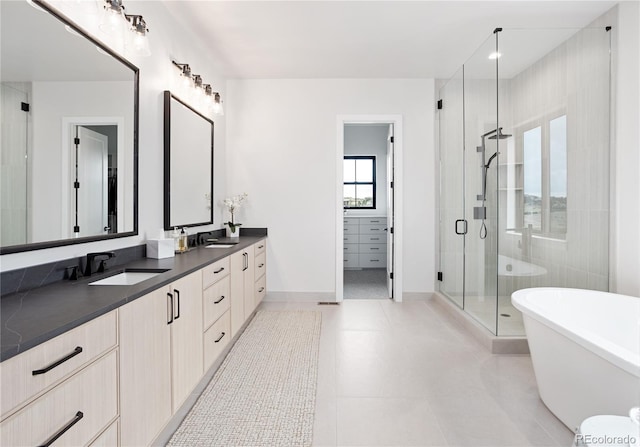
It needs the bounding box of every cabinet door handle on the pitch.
[32,347,83,376]
[258,244,264,249]
[214,295,225,304]
[214,267,225,274]
[174,289,181,320]
[258,263,264,268]
[258,287,265,293]
[214,332,226,343]
[38,411,83,447]
[243,253,248,271]
[167,292,174,325]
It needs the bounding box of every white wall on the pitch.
[344,124,388,216]
[612,2,640,297]
[226,79,435,296]
[0,1,227,271]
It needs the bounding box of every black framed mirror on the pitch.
[0,0,139,254]
[163,91,214,230]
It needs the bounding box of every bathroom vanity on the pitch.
[0,236,267,446]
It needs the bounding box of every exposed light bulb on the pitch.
[99,0,125,36]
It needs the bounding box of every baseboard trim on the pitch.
[263,291,336,302]
[431,292,530,355]
[403,292,433,301]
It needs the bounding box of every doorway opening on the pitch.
[336,115,403,302]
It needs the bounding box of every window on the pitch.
[519,113,567,238]
[343,156,376,209]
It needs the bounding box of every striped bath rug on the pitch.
[167,310,322,447]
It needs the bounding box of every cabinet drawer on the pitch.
[0,311,117,419]
[255,252,266,281]
[203,310,231,371]
[0,350,118,447]
[343,218,359,225]
[254,240,266,256]
[343,253,359,267]
[202,257,230,289]
[359,234,384,244]
[90,419,118,446]
[359,224,386,234]
[344,243,358,254]
[343,224,359,234]
[203,276,231,331]
[255,275,266,304]
[359,254,386,267]
[360,217,386,225]
[343,234,358,243]
[359,243,387,254]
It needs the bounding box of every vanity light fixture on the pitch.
[125,14,150,57]
[171,60,224,116]
[99,0,151,57]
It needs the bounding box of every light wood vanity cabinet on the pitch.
[254,240,267,306]
[0,311,118,447]
[119,270,203,446]
[230,244,255,337]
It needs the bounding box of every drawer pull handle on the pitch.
[214,332,226,343]
[370,220,380,223]
[258,245,264,249]
[258,263,265,268]
[32,347,83,376]
[371,248,380,250]
[214,295,225,304]
[214,267,225,274]
[258,287,265,293]
[370,228,380,231]
[38,411,83,447]
[371,238,379,241]
[371,260,380,262]
[174,289,181,320]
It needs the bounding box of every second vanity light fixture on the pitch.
[99,0,151,57]
[172,60,224,116]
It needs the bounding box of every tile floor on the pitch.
[344,269,388,299]
[259,297,574,447]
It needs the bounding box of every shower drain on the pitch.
[500,313,511,318]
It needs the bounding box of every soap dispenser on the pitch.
[179,227,188,253]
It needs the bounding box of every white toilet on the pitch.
[574,410,640,447]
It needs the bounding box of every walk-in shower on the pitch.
[437,25,611,336]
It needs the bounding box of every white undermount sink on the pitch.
[205,244,235,248]
[89,268,170,286]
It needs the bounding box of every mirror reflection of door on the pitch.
[71,125,117,237]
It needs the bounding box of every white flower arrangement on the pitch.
[222,193,248,233]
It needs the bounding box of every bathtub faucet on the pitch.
[507,225,533,258]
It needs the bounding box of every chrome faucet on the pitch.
[507,225,533,258]
[84,252,116,276]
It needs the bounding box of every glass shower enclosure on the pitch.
[438,26,611,336]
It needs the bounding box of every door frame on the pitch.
[336,115,403,302]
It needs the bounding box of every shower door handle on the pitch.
[455,219,468,235]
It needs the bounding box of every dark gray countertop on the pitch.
[0,236,266,362]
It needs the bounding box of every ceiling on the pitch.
[162,1,617,80]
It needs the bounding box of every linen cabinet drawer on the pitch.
[359,224,386,234]
[202,257,230,288]
[359,254,385,267]
[343,224,359,234]
[204,310,231,370]
[0,350,118,447]
[255,252,266,281]
[254,240,267,256]
[360,217,385,225]
[0,311,117,419]
[359,234,384,244]
[360,243,387,254]
[344,243,358,254]
[343,234,358,243]
[343,254,359,267]
[255,275,267,304]
[203,276,231,331]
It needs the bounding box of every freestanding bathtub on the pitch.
[512,288,640,431]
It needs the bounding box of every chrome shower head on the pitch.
[487,128,512,140]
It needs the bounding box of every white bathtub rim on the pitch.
[512,287,640,378]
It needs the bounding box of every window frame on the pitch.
[343,155,377,209]
[515,109,567,240]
